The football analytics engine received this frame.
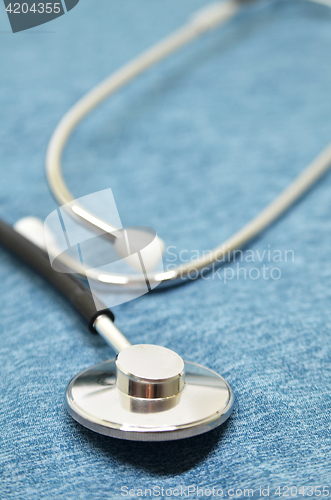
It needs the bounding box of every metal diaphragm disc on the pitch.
[65,359,234,442]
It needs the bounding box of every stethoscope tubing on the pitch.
[45,0,331,290]
[0,217,115,333]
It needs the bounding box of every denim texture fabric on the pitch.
[0,1,331,498]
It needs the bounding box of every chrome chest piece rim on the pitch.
[65,344,234,441]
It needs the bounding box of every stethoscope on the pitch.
[1,0,331,442]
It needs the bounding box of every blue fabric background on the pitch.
[1,0,331,498]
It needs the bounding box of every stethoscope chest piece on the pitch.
[65,344,234,441]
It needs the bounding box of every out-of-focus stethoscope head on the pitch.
[65,344,234,442]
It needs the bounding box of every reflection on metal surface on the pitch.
[116,345,185,400]
[66,353,234,442]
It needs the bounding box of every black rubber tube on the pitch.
[0,218,114,332]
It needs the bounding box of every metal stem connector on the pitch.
[93,314,131,353]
